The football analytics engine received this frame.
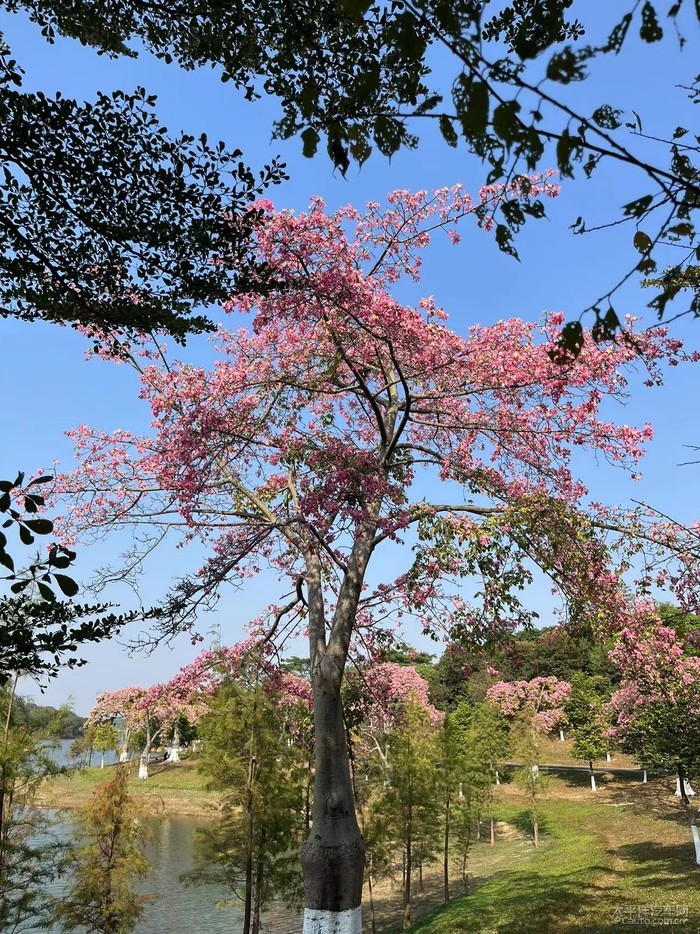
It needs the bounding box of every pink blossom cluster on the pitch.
[487,676,571,733]
[608,602,700,737]
[349,662,442,733]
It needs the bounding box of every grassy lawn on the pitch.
[534,736,640,772]
[412,776,700,934]
[37,755,218,816]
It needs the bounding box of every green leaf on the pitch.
[633,231,653,253]
[622,195,653,218]
[439,115,458,147]
[640,2,663,42]
[591,308,620,344]
[592,105,622,130]
[24,518,53,535]
[667,222,694,238]
[546,47,587,84]
[0,551,14,573]
[606,13,632,52]
[415,94,442,116]
[548,321,585,364]
[301,128,319,159]
[460,81,489,138]
[373,116,403,157]
[674,127,688,139]
[493,100,521,145]
[37,581,56,602]
[495,224,519,259]
[53,573,80,597]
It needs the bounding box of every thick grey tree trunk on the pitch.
[301,669,364,934]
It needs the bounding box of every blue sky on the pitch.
[3,9,700,713]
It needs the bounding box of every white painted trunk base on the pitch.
[675,778,696,797]
[119,750,129,763]
[495,771,500,785]
[606,752,612,763]
[302,907,362,934]
[168,746,181,762]
[642,770,647,784]
[138,759,149,780]
[590,774,597,792]
[691,825,700,866]
[559,729,565,742]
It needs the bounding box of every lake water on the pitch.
[35,813,250,932]
[38,742,301,933]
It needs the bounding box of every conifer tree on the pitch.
[52,764,151,933]
[0,677,63,933]
[189,671,306,934]
[375,699,438,930]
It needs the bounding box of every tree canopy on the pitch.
[0,32,285,339]
[6,0,700,349]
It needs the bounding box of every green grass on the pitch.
[412,783,700,934]
[38,756,217,816]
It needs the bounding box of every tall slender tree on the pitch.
[57,189,700,931]
[52,765,151,934]
[189,670,306,934]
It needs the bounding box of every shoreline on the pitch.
[37,756,219,818]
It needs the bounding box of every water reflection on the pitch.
[139,815,243,932]
[38,813,243,932]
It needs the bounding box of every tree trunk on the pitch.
[101,752,105,769]
[490,817,495,847]
[168,723,181,762]
[138,756,149,780]
[367,869,377,934]
[443,799,450,906]
[589,761,596,793]
[301,670,364,934]
[642,769,648,784]
[252,851,264,934]
[533,817,539,848]
[403,833,412,930]
[559,729,565,742]
[242,750,255,934]
[418,854,424,894]
[677,770,691,806]
[119,724,130,763]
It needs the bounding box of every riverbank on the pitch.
[37,756,219,817]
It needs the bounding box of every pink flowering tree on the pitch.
[344,662,442,773]
[486,676,571,735]
[609,603,700,803]
[55,187,700,930]
[88,686,146,764]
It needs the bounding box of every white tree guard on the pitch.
[302,907,362,934]
[675,777,696,797]
[691,825,700,866]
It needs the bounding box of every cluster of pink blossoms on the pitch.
[486,676,571,733]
